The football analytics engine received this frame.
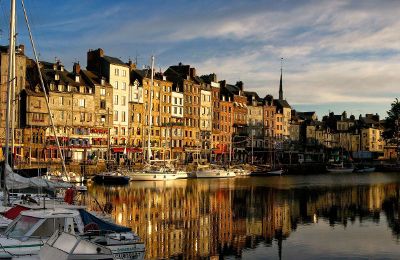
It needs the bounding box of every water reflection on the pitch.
[85,173,400,259]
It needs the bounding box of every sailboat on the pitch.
[129,56,181,181]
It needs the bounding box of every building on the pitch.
[165,63,201,162]
[87,48,130,161]
[245,91,264,163]
[199,81,212,158]
[0,44,27,160]
[218,94,233,162]
[220,81,248,162]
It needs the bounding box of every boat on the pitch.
[192,165,236,178]
[129,165,178,181]
[268,169,284,175]
[39,230,115,260]
[229,164,253,176]
[353,165,376,173]
[326,163,354,173]
[92,171,130,185]
[0,208,145,259]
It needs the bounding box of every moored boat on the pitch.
[129,166,179,181]
[93,171,130,185]
[0,208,144,259]
[268,169,284,175]
[39,230,115,260]
[353,165,376,173]
[326,163,354,173]
[192,165,236,178]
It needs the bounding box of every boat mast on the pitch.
[147,56,154,163]
[3,0,16,205]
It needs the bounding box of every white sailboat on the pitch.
[129,56,182,181]
[191,164,236,178]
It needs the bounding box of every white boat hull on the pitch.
[130,172,178,181]
[194,170,236,178]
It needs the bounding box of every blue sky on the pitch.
[0,0,399,119]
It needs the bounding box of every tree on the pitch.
[382,98,400,141]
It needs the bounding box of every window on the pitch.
[122,82,126,90]
[59,97,64,105]
[114,95,118,105]
[79,99,85,108]
[114,81,118,89]
[114,110,118,121]
[122,111,126,122]
[80,112,85,122]
[100,100,106,109]
[115,68,119,76]
[121,96,126,106]
[122,70,126,77]
[100,88,106,96]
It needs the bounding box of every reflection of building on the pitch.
[85,179,400,259]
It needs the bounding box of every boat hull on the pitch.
[130,173,178,181]
[93,175,130,185]
[354,167,376,173]
[194,170,236,178]
[326,167,354,173]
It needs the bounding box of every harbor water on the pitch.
[86,172,400,259]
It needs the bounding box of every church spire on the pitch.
[279,57,283,100]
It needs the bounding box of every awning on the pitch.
[112,147,142,153]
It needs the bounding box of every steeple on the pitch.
[279,58,283,100]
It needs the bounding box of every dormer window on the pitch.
[49,83,55,91]
[75,75,80,82]
[57,84,63,91]
[55,74,59,80]
[79,86,85,93]
[101,78,105,85]
[67,85,71,92]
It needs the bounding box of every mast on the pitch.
[147,56,154,163]
[3,0,16,205]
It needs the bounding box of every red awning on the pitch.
[112,147,143,153]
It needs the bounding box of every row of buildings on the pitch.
[0,45,392,170]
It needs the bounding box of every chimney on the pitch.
[73,62,81,74]
[236,81,243,91]
[17,44,24,55]
[128,59,136,70]
[189,67,196,78]
[87,48,104,73]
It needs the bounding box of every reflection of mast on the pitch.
[277,229,283,260]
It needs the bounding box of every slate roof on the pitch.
[274,99,291,109]
[102,55,128,67]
